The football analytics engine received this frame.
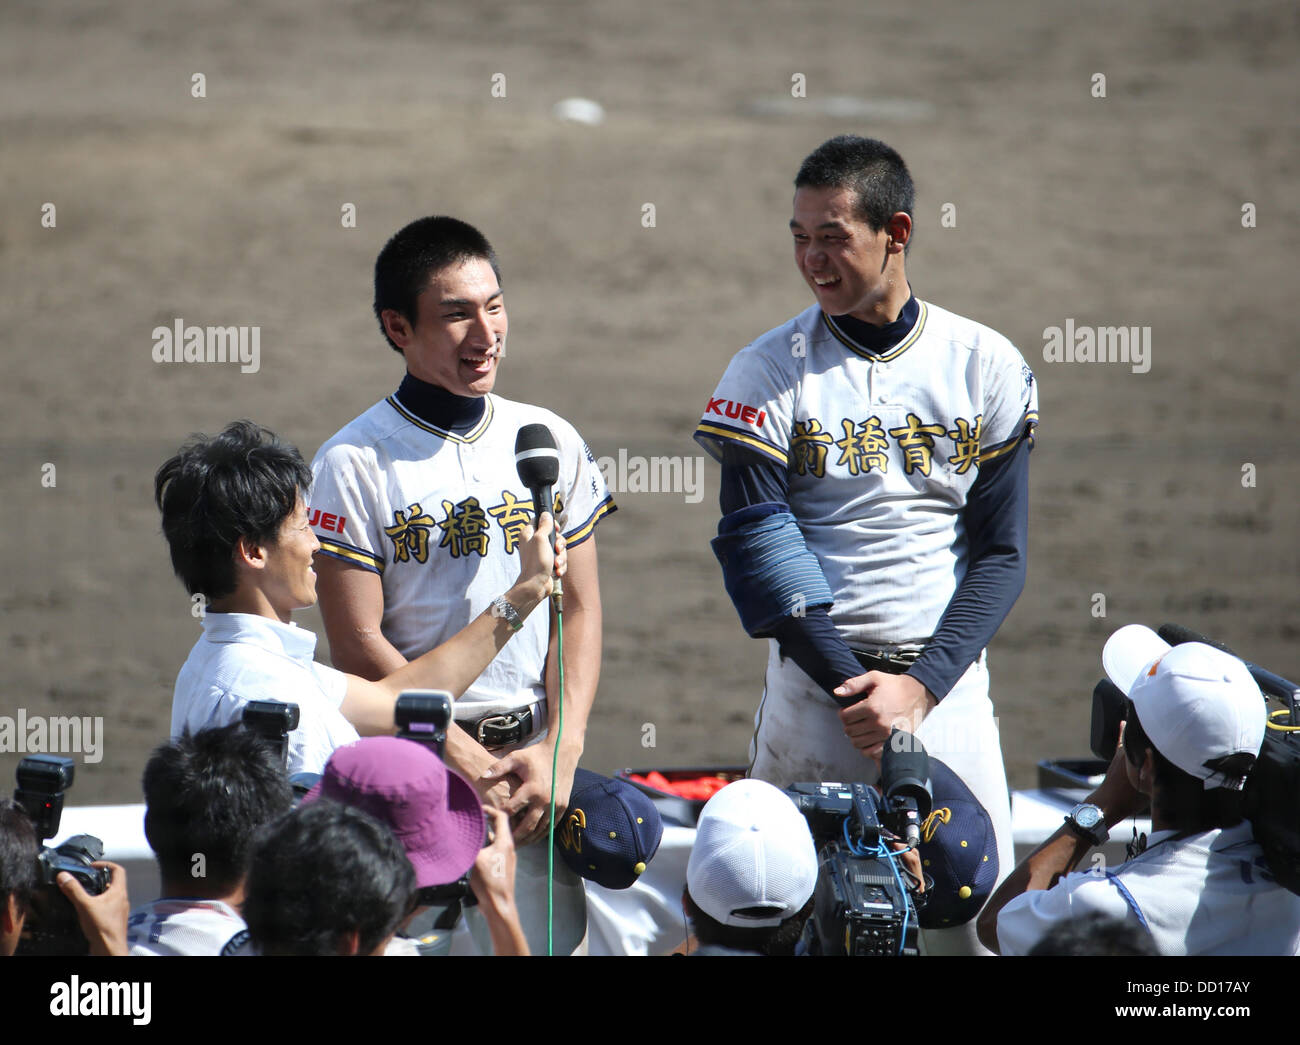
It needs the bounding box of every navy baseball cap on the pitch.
[915,757,999,928]
[554,769,663,889]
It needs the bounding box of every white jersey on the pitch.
[127,898,248,956]
[694,300,1038,645]
[309,391,614,716]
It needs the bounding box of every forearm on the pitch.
[381,576,549,702]
[977,827,1091,953]
[772,608,868,704]
[442,721,495,779]
[906,546,1025,700]
[481,898,530,956]
[977,766,1139,953]
[909,436,1031,700]
[328,613,410,682]
[545,596,599,761]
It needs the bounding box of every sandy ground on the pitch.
[1,0,1297,808]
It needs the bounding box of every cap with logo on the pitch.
[915,757,1000,927]
[1102,624,1266,790]
[555,768,663,890]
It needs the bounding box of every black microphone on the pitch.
[1158,623,1299,705]
[1157,623,1237,657]
[881,728,932,848]
[514,424,562,609]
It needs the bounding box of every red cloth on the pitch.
[628,772,732,801]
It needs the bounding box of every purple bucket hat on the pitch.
[304,737,485,888]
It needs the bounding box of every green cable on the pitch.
[546,600,564,956]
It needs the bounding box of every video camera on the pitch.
[12,754,109,956]
[785,729,931,956]
[1091,622,1300,895]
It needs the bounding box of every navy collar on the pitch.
[394,373,486,434]
[830,295,920,355]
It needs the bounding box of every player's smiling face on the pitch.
[395,257,507,397]
[791,185,896,323]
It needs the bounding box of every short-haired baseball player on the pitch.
[695,136,1038,955]
[309,217,614,848]
[309,217,613,953]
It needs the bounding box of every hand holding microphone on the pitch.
[515,424,565,612]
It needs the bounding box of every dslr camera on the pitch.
[13,754,110,956]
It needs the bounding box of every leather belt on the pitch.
[457,700,546,748]
[851,646,923,676]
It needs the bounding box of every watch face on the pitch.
[1074,805,1102,830]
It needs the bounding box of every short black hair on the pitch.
[1028,913,1159,956]
[795,135,915,249]
[683,889,813,956]
[142,724,294,894]
[1124,705,1251,832]
[0,800,39,917]
[373,216,502,353]
[154,420,313,600]
[244,802,415,957]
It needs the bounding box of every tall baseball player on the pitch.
[308,217,614,951]
[695,136,1038,955]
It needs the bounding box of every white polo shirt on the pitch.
[997,823,1300,956]
[171,612,359,775]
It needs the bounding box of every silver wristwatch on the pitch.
[489,595,523,632]
[1064,802,1109,847]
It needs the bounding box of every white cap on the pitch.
[686,780,817,929]
[1102,624,1266,790]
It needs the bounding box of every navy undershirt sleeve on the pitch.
[719,445,862,701]
[718,436,1032,702]
[906,436,1032,699]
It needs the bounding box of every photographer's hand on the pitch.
[889,840,925,894]
[58,861,130,956]
[469,807,529,956]
[1088,723,1145,826]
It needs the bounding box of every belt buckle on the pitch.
[474,706,533,748]
[855,646,922,671]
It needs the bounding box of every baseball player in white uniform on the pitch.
[311,391,611,765]
[309,217,613,953]
[695,136,1038,954]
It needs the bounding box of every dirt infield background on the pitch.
[2,0,1297,805]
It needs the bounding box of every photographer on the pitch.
[243,801,415,956]
[128,724,294,955]
[0,799,38,956]
[303,736,528,956]
[978,625,1300,955]
[2,798,130,957]
[681,780,817,956]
